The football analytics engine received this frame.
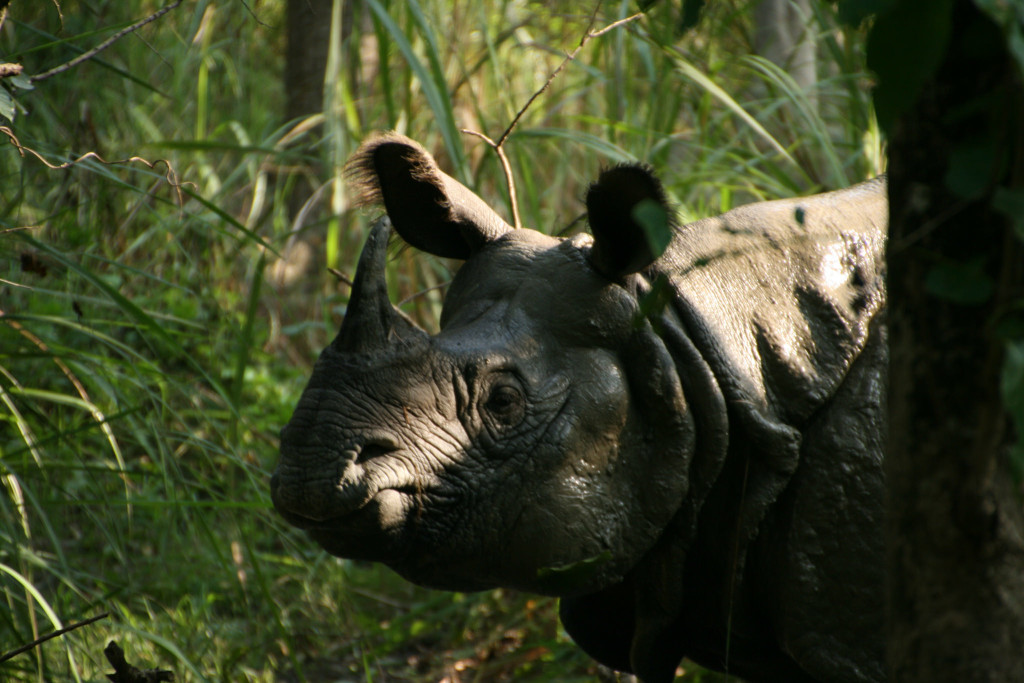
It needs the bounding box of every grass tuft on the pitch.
[1,1,876,680]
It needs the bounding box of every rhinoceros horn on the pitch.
[333,217,427,354]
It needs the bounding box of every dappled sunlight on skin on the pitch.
[273,133,888,683]
[2,2,881,680]
[275,221,687,598]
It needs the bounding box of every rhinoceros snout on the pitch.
[271,459,373,525]
[271,432,405,527]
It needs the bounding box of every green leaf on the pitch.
[366,0,468,180]
[671,53,799,169]
[993,186,1024,243]
[680,0,706,33]
[229,251,265,443]
[0,87,15,121]
[633,197,672,258]
[633,274,674,325]
[513,128,635,165]
[867,0,953,133]
[9,73,33,91]
[975,0,1024,75]
[924,257,994,305]
[1001,341,1024,484]
[536,551,613,593]
[838,0,896,27]
[13,232,240,424]
[945,139,1000,200]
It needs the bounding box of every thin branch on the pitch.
[461,129,522,230]
[30,0,184,83]
[1,126,188,207]
[460,5,644,231]
[327,268,354,288]
[497,9,643,146]
[587,13,644,39]
[50,0,65,33]
[238,0,272,28]
[0,612,110,663]
[398,281,452,307]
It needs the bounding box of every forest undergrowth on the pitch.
[0,1,879,680]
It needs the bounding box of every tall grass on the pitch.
[0,1,878,680]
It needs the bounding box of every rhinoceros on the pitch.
[270,133,888,683]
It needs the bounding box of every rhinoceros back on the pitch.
[647,177,888,681]
[660,177,886,431]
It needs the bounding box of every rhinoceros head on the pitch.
[271,134,694,597]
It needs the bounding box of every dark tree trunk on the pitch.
[282,0,355,219]
[753,0,816,98]
[285,0,334,122]
[886,1,1024,680]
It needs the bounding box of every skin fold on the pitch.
[271,134,888,683]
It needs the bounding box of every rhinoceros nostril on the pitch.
[356,440,399,463]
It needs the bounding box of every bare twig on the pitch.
[461,5,644,231]
[238,0,272,28]
[30,0,184,83]
[587,13,645,39]
[1,126,188,207]
[398,281,452,307]
[328,268,354,287]
[0,612,110,663]
[461,129,522,230]
[497,9,643,146]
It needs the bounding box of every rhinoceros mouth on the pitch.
[272,427,430,520]
[301,487,432,563]
[271,465,426,524]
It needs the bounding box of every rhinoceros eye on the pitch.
[483,382,525,427]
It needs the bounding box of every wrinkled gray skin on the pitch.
[271,133,888,683]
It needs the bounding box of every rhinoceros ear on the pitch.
[346,133,512,259]
[586,164,673,280]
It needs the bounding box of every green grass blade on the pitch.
[742,54,848,187]
[181,187,280,256]
[229,252,265,442]
[366,0,468,179]
[670,49,800,171]
[12,233,239,423]
[0,563,84,682]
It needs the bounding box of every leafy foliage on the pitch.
[976,0,1024,74]
[865,0,953,133]
[1,0,877,680]
[854,0,1024,492]
[1003,342,1024,484]
[924,257,995,305]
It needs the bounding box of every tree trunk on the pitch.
[280,0,356,236]
[754,0,816,98]
[285,0,334,122]
[886,1,1024,680]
